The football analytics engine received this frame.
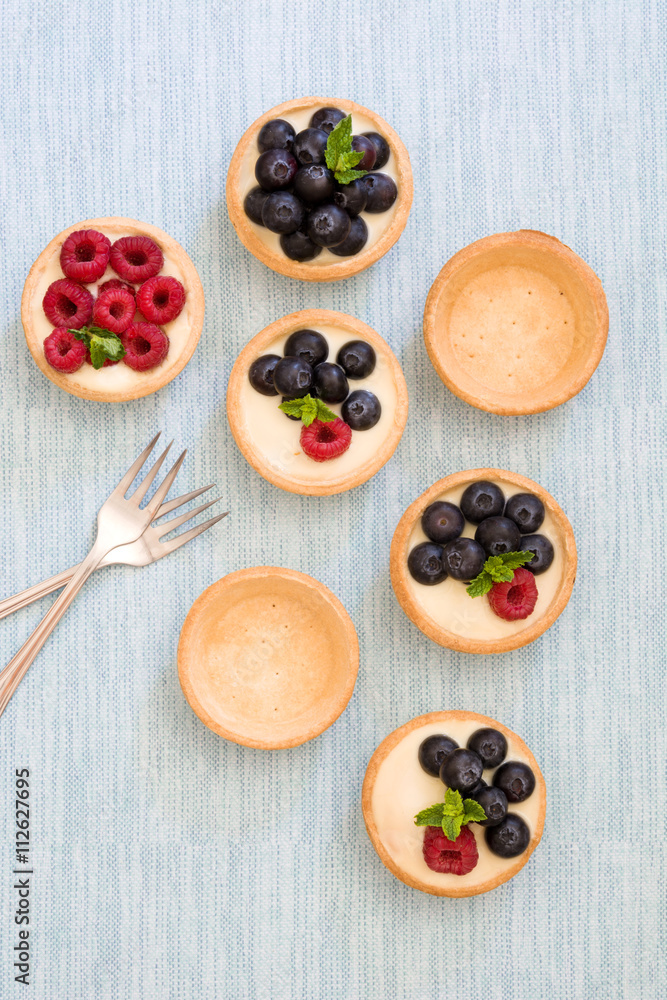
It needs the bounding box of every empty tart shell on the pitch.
[227,309,409,496]
[178,567,359,749]
[226,96,413,282]
[423,230,608,414]
[362,711,546,897]
[390,468,576,654]
[22,217,205,402]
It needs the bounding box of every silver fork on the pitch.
[0,486,227,620]
[0,434,186,718]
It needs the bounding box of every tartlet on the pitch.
[390,469,576,653]
[22,217,205,402]
[227,309,409,496]
[178,567,359,749]
[362,711,546,897]
[423,230,608,414]
[226,97,413,281]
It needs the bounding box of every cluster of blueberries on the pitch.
[408,480,555,585]
[249,328,382,431]
[419,728,536,857]
[244,107,398,262]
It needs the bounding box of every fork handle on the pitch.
[0,540,107,718]
[0,566,79,620]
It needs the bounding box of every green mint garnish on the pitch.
[278,394,337,427]
[70,325,126,370]
[324,115,368,185]
[466,550,535,599]
[414,787,486,842]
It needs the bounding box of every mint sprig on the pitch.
[278,393,337,427]
[414,788,486,842]
[324,115,368,185]
[466,550,535,598]
[70,325,126,370]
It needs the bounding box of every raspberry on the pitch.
[487,567,539,621]
[92,285,136,334]
[422,825,479,876]
[42,278,94,329]
[121,322,170,372]
[136,275,186,324]
[110,236,163,283]
[99,278,136,298]
[300,418,352,462]
[59,229,111,283]
[43,328,87,374]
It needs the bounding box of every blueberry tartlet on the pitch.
[227,310,408,496]
[391,469,576,653]
[22,217,204,402]
[226,97,413,281]
[423,230,608,414]
[362,711,546,897]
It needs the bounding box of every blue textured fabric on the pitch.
[0,1,665,998]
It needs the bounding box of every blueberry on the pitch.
[441,537,486,582]
[467,778,488,799]
[280,230,322,262]
[440,748,483,794]
[342,389,381,430]
[364,172,398,212]
[248,354,280,396]
[460,481,505,523]
[336,340,376,379]
[521,534,554,575]
[293,165,335,204]
[284,329,329,367]
[309,107,346,134]
[328,216,368,257]
[485,814,530,857]
[261,192,306,234]
[475,516,522,557]
[418,734,459,777]
[333,178,368,216]
[313,362,348,404]
[493,761,536,802]
[243,186,269,226]
[293,128,329,166]
[255,148,298,191]
[351,135,376,170]
[257,118,295,153]
[363,132,391,169]
[407,543,446,586]
[467,728,508,769]
[472,786,508,827]
[505,493,545,534]
[306,203,351,248]
[272,356,313,398]
[421,501,465,544]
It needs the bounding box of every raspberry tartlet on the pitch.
[391,469,576,653]
[423,230,608,414]
[226,97,413,281]
[362,711,546,897]
[178,567,359,749]
[22,218,204,402]
[227,310,409,496]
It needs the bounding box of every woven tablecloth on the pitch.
[0,1,665,997]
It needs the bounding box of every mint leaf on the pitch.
[462,799,487,824]
[466,550,535,598]
[414,803,445,827]
[278,394,337,426]
[71,325,125,370]
[442,787,463,816]
[442,814,463,842]
[324,115,368,185]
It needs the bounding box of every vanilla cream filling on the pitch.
[405,478,564,640]
[238,324,399,483]
[371,719,542,891]
[30,228,194,390]
[239,106,399,263]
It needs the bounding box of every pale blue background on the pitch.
[0,1,665,998]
